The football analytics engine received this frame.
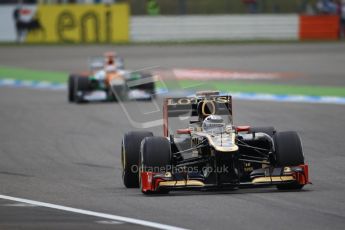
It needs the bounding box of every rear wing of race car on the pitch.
[163,95,232,137]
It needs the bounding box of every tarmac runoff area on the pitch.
[0,43,345,230]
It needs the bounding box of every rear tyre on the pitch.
[274,131,305,190]
[109,85,127,102]
[74,76,90,103]
[250,126,276,137]
[121,131,153,188]
[140,136,172,194]
[145,74,155,100]
[132,73,155,101]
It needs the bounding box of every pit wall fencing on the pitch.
[131,15,299,41]
[131,15,340,42]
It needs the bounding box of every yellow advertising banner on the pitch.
[26,4,129,43]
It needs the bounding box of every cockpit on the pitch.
[202,115,226,134]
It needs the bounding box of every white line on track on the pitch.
[3,203,38,207]
[95,220,123,225]
[0,194,189,230]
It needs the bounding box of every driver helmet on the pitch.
[202,115,225,133]
[104,51,117,66]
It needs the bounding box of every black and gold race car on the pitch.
[121,91,310,194]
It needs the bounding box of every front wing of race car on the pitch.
[78,89,152,102]
[141,165,309,192]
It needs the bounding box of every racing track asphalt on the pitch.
[0,44,345,230]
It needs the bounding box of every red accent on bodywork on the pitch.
[141,172,154,192]
[236,126,250,132]
[176,129,191,135]
[141,172,165,192]
[295,164,309,185]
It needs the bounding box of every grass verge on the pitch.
[1,66,345,97]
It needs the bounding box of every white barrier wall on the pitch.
[131,15,299,42]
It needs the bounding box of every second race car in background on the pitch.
[68,52,155,103]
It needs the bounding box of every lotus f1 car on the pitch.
[68,52,155,103]
[121,91,309,194]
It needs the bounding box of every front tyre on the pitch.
[274,131,305,190]
[121,131,153,188]
[140,136,172,194]
[74,76,90,103]
[68,75,76,102]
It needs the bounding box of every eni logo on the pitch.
[56,9,112,43]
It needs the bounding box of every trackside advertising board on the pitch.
[0,5,36,42]
[0,4,129,43]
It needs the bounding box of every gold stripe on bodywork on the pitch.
[252,176,295,184]
[195,132,239,152]
[159,180,205,187]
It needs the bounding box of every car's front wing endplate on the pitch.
[140,164,309,192]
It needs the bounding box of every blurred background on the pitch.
[0,0,344,43]
[0,0,342,14]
